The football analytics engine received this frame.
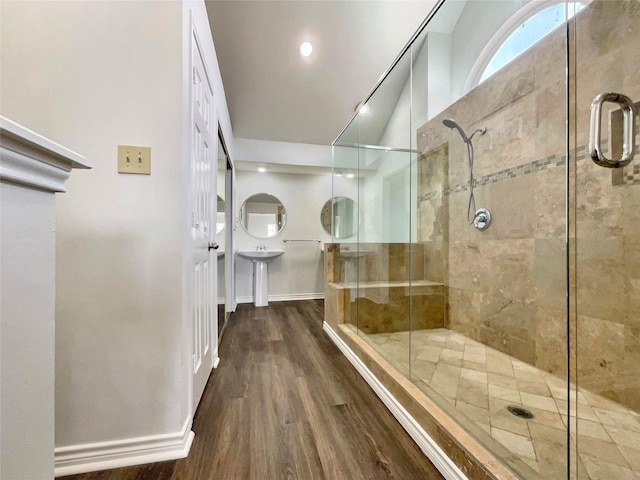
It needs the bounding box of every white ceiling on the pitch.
[234,160,331,175]
[206,0,437,147]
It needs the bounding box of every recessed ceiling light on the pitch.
[299,41,313,57]
[335,172,343,177]
[346,173,355,179]
[258,167,267,173]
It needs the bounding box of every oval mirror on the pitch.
[240,193,286,239]
[320,196,358,239]
[216,195,225,234]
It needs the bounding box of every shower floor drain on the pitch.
[507,406,534,419]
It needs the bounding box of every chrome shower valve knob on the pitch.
[473,208,492,230]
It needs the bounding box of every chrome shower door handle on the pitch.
[589,92,636,168]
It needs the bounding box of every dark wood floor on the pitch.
[60,300,444,480]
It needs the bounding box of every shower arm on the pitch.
[468,127,487,142]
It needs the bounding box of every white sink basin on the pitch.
[238,250,284,262]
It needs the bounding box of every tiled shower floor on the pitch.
[351,326,640,480]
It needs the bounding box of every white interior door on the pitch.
[191,32,217,413]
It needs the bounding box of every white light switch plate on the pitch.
[118,145,150,174]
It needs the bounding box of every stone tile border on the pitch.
[417,143,619,203]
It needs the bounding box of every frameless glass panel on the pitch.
[409,20,452,418]
[410,0,571,478]
[335,46,414,381]
[574,2,640,479]
[330,139,360,333]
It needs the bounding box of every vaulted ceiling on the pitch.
[206,0,437,146]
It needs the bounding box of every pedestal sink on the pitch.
[237,250,284,307]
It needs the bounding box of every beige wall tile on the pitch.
[476,176,536,240]
[479,298,537,364]
[576,315,626,402]
[535,240,567,310]
[446,287,479,339]
[535,306,568,377]
[533,167,566,239]
[324,283,338,328]
[575,236,626,324]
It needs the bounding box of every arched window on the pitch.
[465,1,586,92]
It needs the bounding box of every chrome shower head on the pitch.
[442,118,470,144]
[443,118,487,144]
[442,118,458,129]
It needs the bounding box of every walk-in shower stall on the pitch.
[325,1,639,478]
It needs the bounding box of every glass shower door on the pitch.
[573,1,640,478]
[407,0,573,478]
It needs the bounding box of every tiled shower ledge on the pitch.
[329,279,443,289]
[346,325,640,480]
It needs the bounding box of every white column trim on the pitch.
[1,116,89,479]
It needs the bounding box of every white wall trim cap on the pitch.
[1,148,72,193]
[54,418,195,477]
[1,116,90,192]
[323,322,469,480]
[1,116,90,169]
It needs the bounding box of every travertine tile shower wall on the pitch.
[574,1,640,411]
[417,1,640,410]
[353,243,445,334]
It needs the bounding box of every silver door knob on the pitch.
[208,242,219,251]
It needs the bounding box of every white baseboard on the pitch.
[237,293,324,304]
[322,322,468,480]
[269,293,324,302]
[213,346,219,369]
[54,417,195,477]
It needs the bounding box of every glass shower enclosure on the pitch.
[327,1,639,479]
